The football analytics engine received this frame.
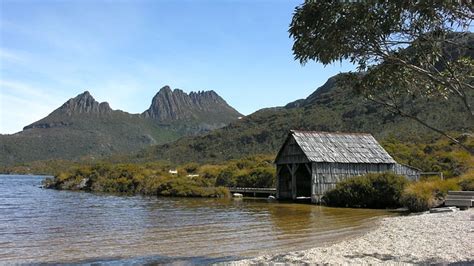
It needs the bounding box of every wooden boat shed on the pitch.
[274,130,419,203]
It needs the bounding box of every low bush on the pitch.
[458,170,474,191]
[323,173,408,209]
[44,162,231,198]
[400,178,460,212]
[213,155,275,188]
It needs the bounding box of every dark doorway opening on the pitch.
[295,164,311,197]
[277,165,292,199]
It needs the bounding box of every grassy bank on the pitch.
[42,155,275,198]
[400,170,474,211]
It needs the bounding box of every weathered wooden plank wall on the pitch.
[311,162,393,202]
[393,163,420,181]
[275,137,309,164]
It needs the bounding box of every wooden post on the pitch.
[312,163,321,204]
[310,163,317,203]
[304,163,311,174]
[291,166,296,199]
[275,165,281,199]
[285,164,293,199]
[290,163,299,200]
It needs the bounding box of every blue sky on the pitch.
[0,0,354,134]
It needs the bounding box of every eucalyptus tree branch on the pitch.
[384,55,474,116]
[366,95,473,154]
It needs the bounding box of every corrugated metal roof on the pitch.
[290,130,396,164]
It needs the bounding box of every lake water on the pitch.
[0,175,393,264]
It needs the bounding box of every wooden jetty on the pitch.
[228,187,276,197]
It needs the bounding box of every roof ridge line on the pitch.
[290,129,373,136]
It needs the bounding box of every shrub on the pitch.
[183,163,199,174]
[458,170,474,191]
[323,172,408,209]
[232,167,273,188]
[400,178,461,212]
[248,167,275,188]
[459,178,474,191]
[199,165,223,180]
[400,183,435,212]
[215,167,238,187]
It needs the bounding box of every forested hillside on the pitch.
[137,73,473,164]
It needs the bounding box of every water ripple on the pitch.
[0,174,393,264]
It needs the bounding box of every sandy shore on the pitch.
[231,209,473,265]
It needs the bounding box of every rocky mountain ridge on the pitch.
[24,91,113,130]
[58,91,113,115]
[142,86,241,125]
[0,86,241,166]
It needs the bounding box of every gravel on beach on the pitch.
[232,209,473,265]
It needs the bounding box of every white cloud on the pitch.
[0,80,66,133]
[0,80,64,106]
[0,48,26,64]
[0,93,55,134]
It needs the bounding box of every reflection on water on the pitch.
[0,175,393,264]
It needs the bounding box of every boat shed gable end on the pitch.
[274,133,310,165]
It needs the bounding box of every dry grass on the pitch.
[400,178,461,212]
[458,169,474,191]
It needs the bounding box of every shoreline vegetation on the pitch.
[231,209,474,264]
[323,171,473,212]
[42,155,275,198]
[3,135,473,211]
[40,161,473,212]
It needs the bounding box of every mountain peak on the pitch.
[158,86,172,93]
[142,86,241,126]
[23,91,113,130]
[285,73,349,108]
[80,90,91,96]
[58,91,112,115]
